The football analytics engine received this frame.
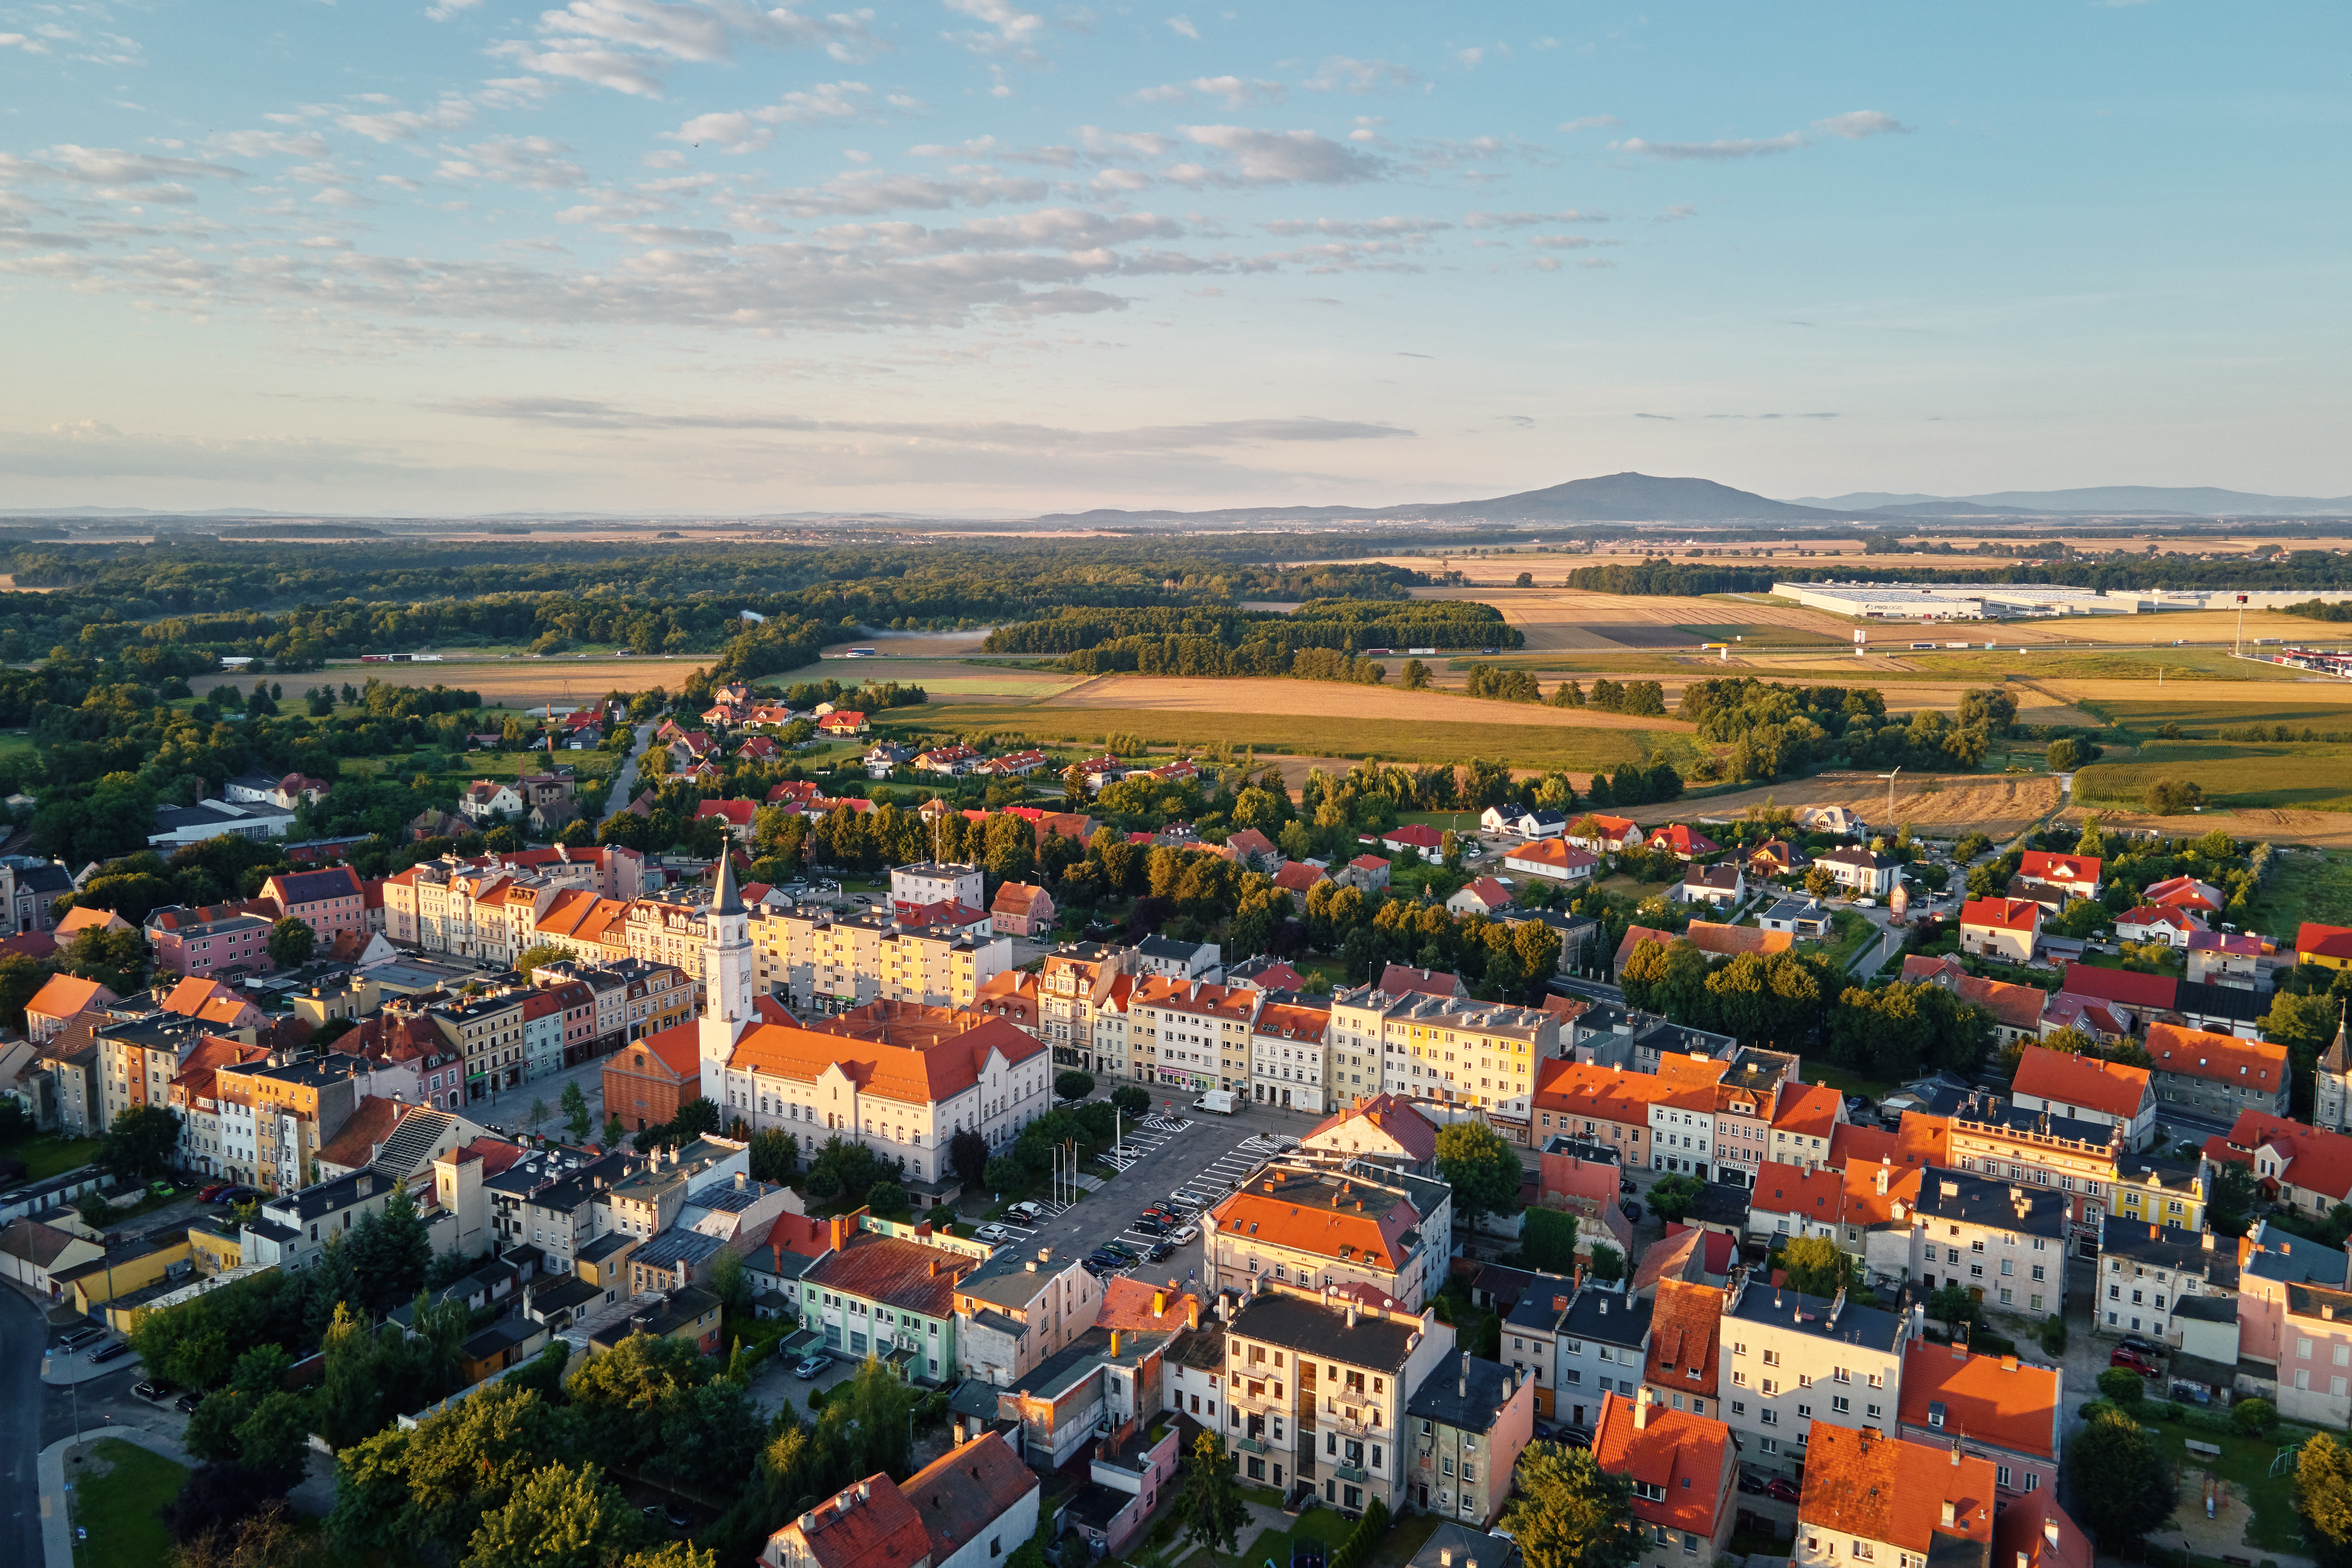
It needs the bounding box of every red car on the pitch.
[1764,1478,1801,1504]
[2110,1347,2160,1375]
[197,1182,231,1202]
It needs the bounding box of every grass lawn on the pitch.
[2075,739,2352,813]
[1816,909,1877,971]
[2247,851,2352,937]
[1236,1500,1352,1568]
[875,705,1654,773]
[2141,1412,2320,1554]
[1804,1062,1898,1102]
[71,1438,187,1568]
[1362,1511,1444,1568]
[1,1134,101,1180]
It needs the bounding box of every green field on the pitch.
[71,1439,188,1568]
[2089,696,2352,734]
[873,705,1655,771]
[2074,739,2352,812]
[2246,852,2352,936]
[0,1134,101,1180]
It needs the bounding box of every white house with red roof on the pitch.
[2115,904,2206,946]
[815,710,869,736]
[1444,876,1514,916]
[1379,823,1444,856]
[1645,823,1721,860]
[694,798,758,842]
[1566,814,1645,854]
[2205,1111,2352,1223]
[2143,874,2224,913]
[1594,1391,1737,1568]
[1338,853,1393,892]
[1959,896,2042,963]
[987,882,1054,937]
[1503,837,1599,883]
[2018,850,2101,899]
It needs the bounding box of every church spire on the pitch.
[2327,999,2352,1075]
[713,849,744,917]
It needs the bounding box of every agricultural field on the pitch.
[2063,690,2352,735]
[2073,739,2352,815]
[1630,772,2064,837]
[874,701,1658,773]
[759,657,1087,702]
[189,654,707,707]
[1037,675,1692,733]
[1402,584,1859,650]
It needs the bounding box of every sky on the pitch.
[0,1,2347,516]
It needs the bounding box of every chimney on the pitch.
[2202,1231,2215,1251]
[1635,1388,1651,1429]
[735,1170,747,1189]
[1441,1552,1454,1568]
[1460,1354,1470,1399]
[1346,1303,1358,1329]
[1940,1502,1957,1527]
[1154,1289,1167,1318]
[1188,1297,1201,1330]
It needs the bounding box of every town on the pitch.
[4,684,2350,1568]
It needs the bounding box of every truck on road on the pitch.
[1192,1090,1237,1115]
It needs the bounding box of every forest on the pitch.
[1570,552,2352,597]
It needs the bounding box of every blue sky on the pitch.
[0,1,2346,514]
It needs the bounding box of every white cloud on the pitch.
[1131,75,1284,109]
[1558,114,1620,132]
[339,96,477,142]
[21,146,245,188]
[437,136,589,190]
[669,82,874,152]
[942,0,1045,60]
[1178,126,1385,184]
[1455,47,1484,67]
[490,41,669,97]
[1166,14,1199,40]
[0,32,48,55]
[425,0,483,17]
[1303,56,1411,92]
[1616,110,1907,161]
[1464,207,1605,227]
[499,1,881,96]
[1258,215,1446,239]
[208,129,333,160]
[1814,109,1907,139]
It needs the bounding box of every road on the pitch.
[603,720,655,820]
[0,1289,44,1568]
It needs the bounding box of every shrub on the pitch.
[2234,1396,2278,1436]
[2098,1368,2146,1405]
[2040,1318,2068,1356]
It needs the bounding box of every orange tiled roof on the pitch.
[1897,1340,2060,1460]
[25,973,109,1019]
[1771,1083,1843,1139]
[2216,1111,2352,1202]
[1841,1158,1925,1228]
[723,1008,1046,1107]
[2145,1021,2286,1091]
[1751,1161,1845,1223]
[2012,1046,2150,1119]
[1960,897,2042,933]
[1534,1059,1669,1129]
[1504,838,1598,872]
[1798,1423,1997,1556]
[902,1434,1039,1564]
[2018,851,2101,886]
[773,1472,933,1568]
[1645,1279,1721,1394]
[1209,1178,1415,1271]
[1591,1392,1731,1538]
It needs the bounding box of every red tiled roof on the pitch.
[1750,1161,1845,1223]
[2301,923,2352,963]
[2060,961,2177,1011]
[1799,1423,1997,1556]
[1455,876,1511,909]
[903,1434,1039,1564]
[1648,823,1720,856]
[724,1007,1046,1107]
[695,798,757,827]
[1272,860,1328,893]
[1208,1175,1416,1271]
[2018,851,2100,887]
[1535,1059,1669,1129]
[1994,1488,2090,1568]
[802,1229,968,1317]
[1504,839,1598,873]
[1303,1092,1437,1162]
[1897,1341,2060,1460]
[1960,897,2042,933]
[2145,1021,2286,1091]
[1771,1083,1843,1140]
[25,974,110,1020]
[1381,824,1442,850]
[1376,964,1464,998]
[1591,1393,1731,1539]
[1645,1279,1722,1395]
[2012,1045,2150,1119]
[772,1472,934,1568]
[2218,1111,2352,1201]
[2119,906,2204,934]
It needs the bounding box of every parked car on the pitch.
[174,1392,200,1414]
[2110,1347,2160,1375]
[2116,1333,2163,1358]
[794,1354,830,1379]
[197,1182,231,1202]
[1620,1200,1640,1220]
[1172,1225,1200,1244]
[1146,1241,1175,1263]
[1132,1217,1166,1236]
[664,1503,692,1531]
[132,1379,174,1401]
[1763,1478,1801,1504]
[57,1326,103,1352]
[89,1339,132,1364]
[1006,1202,1044,1224]
[1618,1179,1638,1195]
[973,1223,1012,1244]
[1109,1145,1142,1162]
[1737,1470,1771,1496]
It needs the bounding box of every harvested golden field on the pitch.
[1632,772,2064,837]
[2039,677,2352,715]
[1405,585,1856,650]
[2056,804,2352,850]
[192,654,706,705]
[818,632,992,658]
[1038,675,1694,732]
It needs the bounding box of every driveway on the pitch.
[603,721,655,820]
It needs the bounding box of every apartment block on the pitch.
[1205,1162,1452,1310]
[1719,1279,1909,1480]
[1334,982,1563,1144]
[1894,1341,2063,1501]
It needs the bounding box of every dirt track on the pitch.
[1038,676,1696,732]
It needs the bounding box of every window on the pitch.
[1832,1396,1850,1414]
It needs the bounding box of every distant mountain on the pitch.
[1793,486,2352,517]
[1040,471,1846,526]
[1863,501,2043,518]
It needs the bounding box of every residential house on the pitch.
[2116,906,2205,947]
[1899,954,2050,1052]
[1613,923,1794,974]
[1204,1161,1452,1310]
[2112,1150,2208,1234]
[1895,1341,2063,1501]
[1675,864,1745,908]
[1793,1425,1997,1568]
[1720,1279,1910,1479]
[1445,877,1514,917]
[989,882,1055,937]
[1748,840,1813,878]
[24,975,116,1042]
[1641,1277,1723,1421]
[1502,839,1597,884]
[1380,824,1444,857]
[2096,1218,2237,1353]
[2185,931,2269,989]
[1748,1162,1847,1246]
[238,1168,397,1272]
[1250,999,1332,1113]
[2147,876,2226,914]
[459,780,524,822]
[1405,1352,1537,1528]
[145,902,278,979]
[2144,1022,2288,1120]
[1130,974,1255,1093]
[1339,854,1395,893]
[1757,897,1831,937]
[2198,1106,2352,1248]
[1798,805,1866,836]
[258,867,370,947]
[1274,860,1332,907]
[1594,1390,1737,1568]
[952,1243,1104,1386]
[1566,816,1646,855]
[2018,852,2101,899]
[1216,1277,1458,1517]
[1298,1094,1439,1177]
[1533,1060,1662,1170]
[1338,984,1563,1143]
[816,711,870,737]
[1902,1167,2072,1319]
[2234,1221,2352,1375]
[1816,847,1902,898]
[1481,807,1567,839]
[2009,1046,2156,1151]
[1992,1489,2092,1568]
[1646,825,1720,861]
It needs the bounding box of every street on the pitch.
[602,720,655,820]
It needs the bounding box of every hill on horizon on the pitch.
[1796,485,2352,517]
[1037,471,1846,526]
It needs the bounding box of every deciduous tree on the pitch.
[1502,1440,1642,1568]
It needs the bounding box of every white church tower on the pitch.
[698,854,755,1106]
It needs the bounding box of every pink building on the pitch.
[260,867,370,947]
[145,902,279,979]
[1539,1134,1637,1260]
